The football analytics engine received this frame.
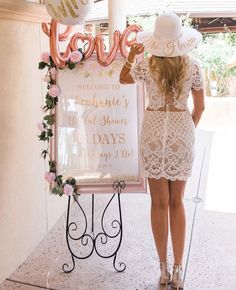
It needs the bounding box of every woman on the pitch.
[120,12,205,289]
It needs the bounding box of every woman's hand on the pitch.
[127,43,144,63]
[119,43,144,85]
[130,43,145,56]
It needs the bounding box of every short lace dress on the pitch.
[130,57,204,181]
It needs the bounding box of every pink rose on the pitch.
[48,85,60,98]
[70,51,83,63]
[63,184,74,196]
[41,52,50,63]
[44,172,56,183]
[37,122,45,132]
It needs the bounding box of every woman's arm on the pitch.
[119,43,144,84]
[191,88,205,127]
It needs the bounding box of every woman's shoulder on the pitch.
[130,57,150,81]
[188,56,201,68]
[136,57,150,67]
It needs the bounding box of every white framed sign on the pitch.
[55,56,146,193]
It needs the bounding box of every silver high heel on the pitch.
[171,264,184,290]
[159,261,171,286]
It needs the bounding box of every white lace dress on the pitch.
[130,57,204,181]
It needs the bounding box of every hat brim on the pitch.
[136,27,202,57]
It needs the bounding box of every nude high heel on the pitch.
[171,264,184,290]
[159,261,171,286]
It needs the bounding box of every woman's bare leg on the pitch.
[169,180,187,265]
[148,177,170,262]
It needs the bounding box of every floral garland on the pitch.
[38,49,84,196]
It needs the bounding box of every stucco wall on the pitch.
[0,2,67,283]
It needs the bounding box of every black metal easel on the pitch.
[62,180,126,273]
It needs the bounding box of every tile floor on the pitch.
[1,129,236,290]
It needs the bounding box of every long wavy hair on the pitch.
[149,55,188,99]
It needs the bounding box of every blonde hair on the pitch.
[149,56,188,99]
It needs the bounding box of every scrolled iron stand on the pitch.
[62,180,126,273]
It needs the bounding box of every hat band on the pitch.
[144,35,197,57]
[152,31,184,42]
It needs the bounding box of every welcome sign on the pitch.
[56,57,146,193]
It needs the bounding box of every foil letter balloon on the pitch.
[44,0,94,25]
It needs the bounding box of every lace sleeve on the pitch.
[130,58,149,82]
[192,60,204,90]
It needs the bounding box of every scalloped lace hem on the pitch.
[144,172,190,181]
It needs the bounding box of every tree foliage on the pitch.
[128,14,236,96]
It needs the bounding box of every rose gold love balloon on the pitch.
[42,22,73,41]
[50,20,71,67]
[120,24,143,58]
[70,33,95,60]
[95,31,121,66]
[44,0,94,25]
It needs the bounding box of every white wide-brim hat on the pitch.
[136,12,202,57]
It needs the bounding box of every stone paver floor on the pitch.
[1,129,236,290]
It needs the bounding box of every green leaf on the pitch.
[47,129,53,137]
[39,136,48,141]
[68,62,76,70]
[41,150,48,159]
[44,114,55,126]
[38,131,47,141]
[78,48,85,61]
[46,99,54,108]
[55,175,63,187]
[44,106,50,112]
[49,56,55,67]
[59,190,64,197]
[53,97,58,105]
[70,178,76,185]
[43,115,50,121]
[49,161,56,172]
[38,61,47,70]
[52,187,58,194]
[51,186,63,196]
[48,119,55,126]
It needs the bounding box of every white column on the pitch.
[92,22,100,37]
[108,0,127,46]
